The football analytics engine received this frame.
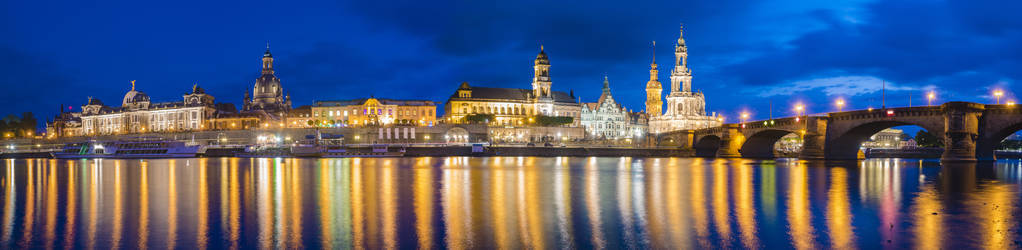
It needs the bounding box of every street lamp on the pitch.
[927,91,935,106]
[740,112,749,128]
[835,99,845,112]
[994,89,1004,104]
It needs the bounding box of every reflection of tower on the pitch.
[532,45,553,100]
[645,41,663,117]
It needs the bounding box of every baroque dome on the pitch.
[123,89,150,106]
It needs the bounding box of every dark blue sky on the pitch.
[3,0,1020,128]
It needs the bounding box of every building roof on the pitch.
[315,98,436,107]
[449,85,576,104]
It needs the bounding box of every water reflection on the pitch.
[0,157,1020,249]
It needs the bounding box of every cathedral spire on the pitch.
[262,44,274,75]
[646,40,663,118]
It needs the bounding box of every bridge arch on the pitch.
[694,134,721,157]
[825,120,944,160]
[977,119,1022,160]
[739,129,799,158]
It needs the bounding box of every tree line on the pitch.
[0,112,38,138]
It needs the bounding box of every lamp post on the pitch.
[835,99,845,112]
[927,91,935,106]
[740,112,749,128]
[994,90,1004,104]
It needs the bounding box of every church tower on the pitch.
[645,41,663,117]
[532,45,553,100]
[244,44,291,116]
[670,25,693,94]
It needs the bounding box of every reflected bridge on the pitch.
[656,102,1022,161]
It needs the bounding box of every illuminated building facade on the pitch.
[649,25,721,133]
[862,128,905,149]
[312,97,436,127]
[443,47,581,126]
[78,81,217,135]
[580,76,647,139]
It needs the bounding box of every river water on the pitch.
[0,157,1020,249]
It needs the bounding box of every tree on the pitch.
[533,115,573,126]
[463,113,495,124]
[19,112,37,137]
[914,130,943,148]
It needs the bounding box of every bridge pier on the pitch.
[799,118,827,160]
[717,124,743,158]
[940,102,985,162]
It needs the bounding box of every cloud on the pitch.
[753,75,917,97]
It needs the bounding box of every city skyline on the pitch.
[3,0,1020,126]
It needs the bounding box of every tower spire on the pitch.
[131,80,136,91]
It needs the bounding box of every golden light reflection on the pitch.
[318,159,335,249]
[712,159,731,246]
[522,158,546,249]
[20,160,35,247]
[167,160,178,249]
[664,157,691,248]
[197,159,209,249]
[826,167,855,249]
[381,160,397,249]
[111,161,123,249]
[491,160,516,249]
[442,158,471,249]
[229,158,240,248]
[911,185,942,249]
[86,160,98,249]
[584,158,606,249]
[256,159,272,249]
[734,160,758,248]
[553,157,574,248]
[786,161,816,250]
[413,159,434,249]
[64,161,77,248]
[288,160,304,248]
[44,162,56,250]
[617,158,636,248]
[138,160,149,249]
[689,158,710,247]
[973,182,1017,248]
[1,160,14,243]
[351,158,366,248]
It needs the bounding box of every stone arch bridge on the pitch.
[656,102,1022,161]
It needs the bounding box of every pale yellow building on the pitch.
[443,46,582,126]
[311,98,436,127]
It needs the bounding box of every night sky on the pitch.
[3,0,1020,132]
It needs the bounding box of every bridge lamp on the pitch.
[835,99,845,112]
[926,91,936,106]
[994,90,1004,104]
[1008,100,1016,107]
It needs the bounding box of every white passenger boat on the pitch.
[52,138,203,159]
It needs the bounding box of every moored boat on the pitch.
[53,138,203,159]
